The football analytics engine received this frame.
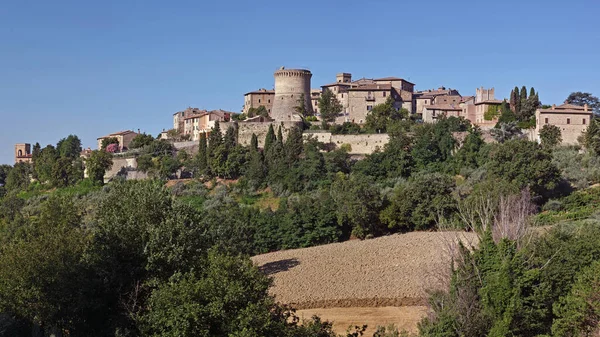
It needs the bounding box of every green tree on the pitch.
[380,172,456,231]
[582,118,600,155]
[264,124,276,153]
[486,139,561,198]
[566,91,600,114]
[552,260,600,337]
[247,105,269,118]
[130,133,156,149]
[318,89,343,124]
[35,145,59,183]
[365,97,407,133]
[0,165,11,186]
[86,150,113,185]
[101,137,119,150]
[293,93,310,118]
[490,122,523,143]
[56,135,82,158]
[197,132,208,174]
[539,124,562,148]
[454,126,485,171]
[5,162,30,191]
[285,127,304,165]
[51,157,83,187]
[330,174,384,238]
[250,133,259,151]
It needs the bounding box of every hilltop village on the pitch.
[15,67,594,170]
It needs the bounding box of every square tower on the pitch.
[15,143,32,164]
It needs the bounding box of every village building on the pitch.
[413,87,461,115]
[173,107,205,133]
[472,87,503,128]
[183,110,232,141]
[320,73,414,124]
[535,102,592,145]
[97,130,138,150]
[14,143,32,164]
[423,104,463,123]
[242,89,275,115]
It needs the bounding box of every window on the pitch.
[18,150,22,156]
[583,118,586,125]
[545,118,548,124]
[258,99,261,103]
[268,99,270,103]
[383,91,387,97]
[425,100,428,104]
[367,105,373,111]
[567,118,571,125]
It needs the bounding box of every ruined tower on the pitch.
[270,67,313,122]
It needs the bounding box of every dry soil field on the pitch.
[252,231,477,335]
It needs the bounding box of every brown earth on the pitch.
[296,306,427,336]
[252,231,478,334]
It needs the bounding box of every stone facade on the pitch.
[271,68,313,122]
[221,121,303,147]
[320,74,413,124]
[182,110,232,141]
[14,143,32,164]
[242,89,275,115]
[97,130,138,150]
[535,102,592,145]
[413,87,461,115]
[472,87,502,129]
[173,107,205,132]
[304,132,390,154]
[423,105,463,123]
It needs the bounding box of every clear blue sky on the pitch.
[0,0,598,164]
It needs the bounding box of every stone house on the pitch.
[183,110,232,141]
[413,87,461,115]
[97,130,138,150]
[14,143,32,164]
[535,102,592,145]
[173,107,205,133]
[242,89,275,115]
[423,104,464,123]
[320,73,414,124]
[472,87,502,129]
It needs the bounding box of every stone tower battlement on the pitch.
[271,67,313,122]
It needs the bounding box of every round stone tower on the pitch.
[271,67,313,122]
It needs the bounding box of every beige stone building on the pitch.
[320,73,414,124]
[97,130,138,150]
[535,102,592,145]
[183,110,232,141]
[173,107,205,133]
[423,104,464,123]
[472,87,502,129]
[413,87,461,115]
[242,89,275,115]
[14,143,32,164]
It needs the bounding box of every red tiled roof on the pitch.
[347,83,393,91]
[424,104,462,111]
[373,77,415,85]
[555,103,586,110]
[474,100,503,105]
[321,82,352,87]
[244,89,275,95]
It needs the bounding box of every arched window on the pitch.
[18,150,23,156]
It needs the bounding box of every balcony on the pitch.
[365,95,375,101]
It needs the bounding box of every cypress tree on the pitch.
[224,126,236,150]
[250,133,258,151]
[509,89,517,113]
[520,86,528,103]
[285,127,303,165]
[208,121,223,155]
[264,125,275,153]
[277,126,284,145]
[197,132,208,173]
[529,87,536,98]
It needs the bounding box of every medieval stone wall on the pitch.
[304,131,390,154]
[222,121,303,147]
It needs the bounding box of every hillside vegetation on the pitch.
[1,105,600,336]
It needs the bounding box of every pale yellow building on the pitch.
[535,102,592,145]
[183,110,232,141]
[97,130,138,150]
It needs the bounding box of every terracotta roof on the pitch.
[474,100,503,105]
[424,104,462,111]
[555,103,586,110]
[321,82,352,87]
[183,110,232,121]
[373,77,415,85]
[538,107,592,114]
[98,130,137,139]
[244,89,275,95]
[347,83,393,91]
[461,96,475,103]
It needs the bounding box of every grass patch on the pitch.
[534,186,600,226]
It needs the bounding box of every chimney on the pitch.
[552,104,556,110]
[584,103,589,112]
